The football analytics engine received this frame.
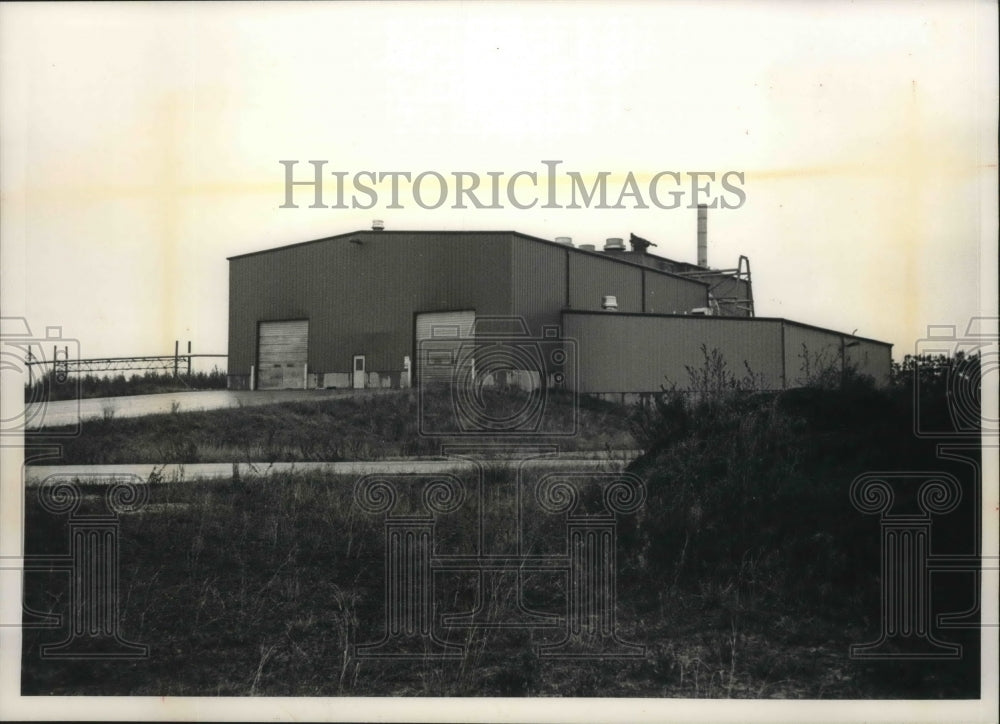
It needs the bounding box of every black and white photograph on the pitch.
[0,1,996,722]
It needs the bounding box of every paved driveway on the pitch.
[23,455,631,486]
[23,388,399,430]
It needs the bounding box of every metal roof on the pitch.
[227,229,709,287]
[560,309,893,348]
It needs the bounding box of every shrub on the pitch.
[626,345,947,615]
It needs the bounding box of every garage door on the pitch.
[257,320,308,390]
[415,310,475,386]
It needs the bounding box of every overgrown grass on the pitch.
[27,388,636,464]
[619,349,980,698]
[21,448,978,697]
[20,352,982,697]
[25,369,227,402]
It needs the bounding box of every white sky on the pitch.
[1,1,997,362]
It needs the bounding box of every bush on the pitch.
[625,346,965,616]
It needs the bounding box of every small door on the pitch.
[352,355,366,389]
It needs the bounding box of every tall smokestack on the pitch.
[696,204,708,268]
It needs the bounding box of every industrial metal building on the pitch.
[227,217,891,395]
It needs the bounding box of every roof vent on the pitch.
[601,295,619,311]
[604,237,625,251]
[578,244,596,251]
[555,236,574,246]
[372,219,385,231]
[696,205,707,267]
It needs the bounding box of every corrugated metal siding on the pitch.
[228,232,512,381]
[510,237,567,335]
[509,240,707,330]
[562,313,786,393]
[782,323,846,386]
[227,263,250,377]
[781,322,892,387]
[643,269,708,314]
[847,339,892,386]
[568,253,643,312]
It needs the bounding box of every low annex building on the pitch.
[226,217,891,396]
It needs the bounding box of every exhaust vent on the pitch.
[555,236,574,246]
[372,219,385,231]
[604,237,625,251]
[696,205,707,267]
[601,295,619,311]
[578,244,596,251]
